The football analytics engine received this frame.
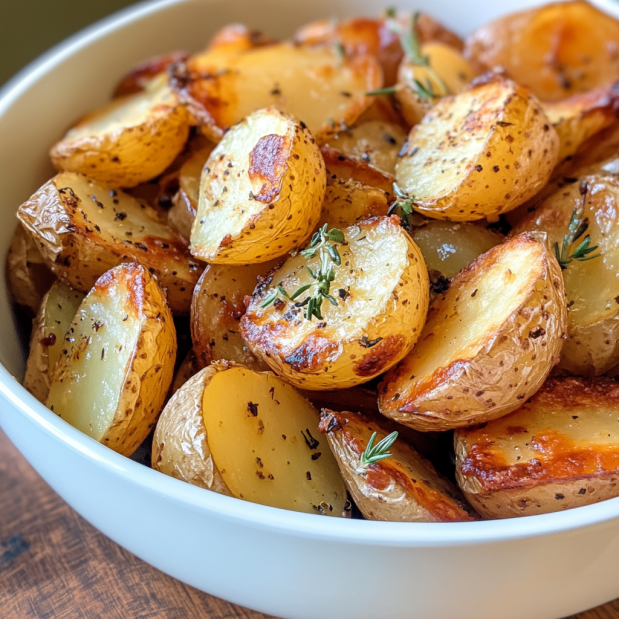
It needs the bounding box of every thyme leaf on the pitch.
[388,182,416,232]
[355,431,399,474]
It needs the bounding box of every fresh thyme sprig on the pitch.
[355,431,399,474]
[554,182,602,270]
[260,284,290,308]
[388,182,416,232]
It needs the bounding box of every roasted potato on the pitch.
[378,233,567,431]
[464,1,619,102]
[320,409,477,521]
[191,260,280,370]
[324,121,407,177]
[17,172,202,314]
[512,175,619,375]
[171,43,381,143]
[241,216,430,390]
[455,377,619,518]
[355,97,407,128]
[171,348,200,395]
[395,75,560,221]
[190,107,325,264]
[50,75,190,188]
[47,264,176,456]
[197,362,348,515]
[6,224,55,315]
[410,221,502,279]
[203,23,273,56]
[23,282,84,402]
[395,42,476,127]
[558,121,619,177]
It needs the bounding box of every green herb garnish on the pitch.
[366,85,400,96]
[355,431,399,474]
[388,182,416,231]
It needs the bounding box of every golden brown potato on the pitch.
[455,377,619,518]
[203,23,274,56]
[395,75,560,221]
[6,224,55,315]
[152,364,233,495]
[319,409,477,521]
[50,75,190,188]
[558,121,619,176]
[190,107,325,264]
[241,216,429,390]
[191,260,279,370]
[47,264,176,457]
[464,1,619,102]
[512,175,619,375]
[324,121,406,177]
[23,282,84,402]
[17,172,202,315]
[378,233,567,431]
[355,97,407,128]
[112,51,188,97]
[171,43,381,143]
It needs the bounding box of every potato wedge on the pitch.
[378,233,567,431]
[47,264,176,456]
[455,377,619,518]
[112,51,188,97]
[319,408,477,522]
[190,107,325,264]
[153,364,232,494]
[17,172,202,314]
[6,224,55,315]
[410,221,502,279]
[191,261,280,370]
[558,121,619,177]
[324,121,406,177]
[241,216,429,390]
[200,363,348,515]
[395,42,476,126]
[395,75,560,221]
[464,1,619,102]
[23,282,84,402]
[355,97,407,128]
[50,75,190,188]
[170,43,381,143]
[512,175,619,375]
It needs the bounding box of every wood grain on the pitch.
[0,427,617,619]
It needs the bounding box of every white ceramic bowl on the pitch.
[3,1,619,617]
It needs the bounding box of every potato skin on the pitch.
[152,364,232,495]
[378,233,567,431]
[190,107,325,264]
[395,75,559,221]
[319,409,477,522]
[241,216,429,390]
[455,377,619,519]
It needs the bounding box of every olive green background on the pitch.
[0,0,138,86]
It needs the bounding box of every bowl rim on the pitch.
[3,0,619,549]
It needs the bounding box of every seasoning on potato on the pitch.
[378,232,567,431]
[190,107,326,264]
[241,216,430,390]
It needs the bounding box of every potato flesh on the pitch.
[319,178,389,228]
[178,146,212,210]
[411,221,501,278]
[202,367,347,515]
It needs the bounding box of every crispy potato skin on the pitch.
[464,1,619,102]
[17,173,202,315]
[152,364,232,495]
[378,233,567,431]
[455,377,619,518]
[319,409,478,522]
[396,75,559,221]
[50,77,190,188]
[241,216,429,390]
[190,107,325,264]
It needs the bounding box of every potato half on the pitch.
[395,75,559,221]
[378,233,567,431]
[23,281,84,402]
[512,175,619,375]
[50,75,190,188]
[320,409,477,522]
[171,42,381,143]
[47,263,176,456]
[464,1,619,102]
[455,377,619,519]
[17,172,202,314]
[241,216,430,390]
[191,261,279,370]
[190,107,325,264]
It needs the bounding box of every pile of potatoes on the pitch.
[11,1,619,522]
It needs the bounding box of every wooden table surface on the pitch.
[1,428,618,619]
